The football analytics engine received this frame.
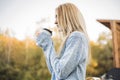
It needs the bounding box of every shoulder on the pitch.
[69,31,86,39]
[66,31,88,44]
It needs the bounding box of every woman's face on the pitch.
[55,14,58,25]
[55,11,63,32]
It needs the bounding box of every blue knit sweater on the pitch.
[36,30,89,80]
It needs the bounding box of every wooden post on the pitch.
[97,20,120,68]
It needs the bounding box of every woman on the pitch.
[36,3,90,80]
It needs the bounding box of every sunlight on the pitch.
[0,0,120,41]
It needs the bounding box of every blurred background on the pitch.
[0,0,120,80]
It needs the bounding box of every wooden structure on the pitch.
[97,19,120,68]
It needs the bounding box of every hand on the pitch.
[35,28,41,37]
[34,28,52,37]
[35,30,40,37]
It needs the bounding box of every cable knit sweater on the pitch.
[36,30,89,80]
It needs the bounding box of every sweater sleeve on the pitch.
[36,31,54,74]
[36,31,87,79]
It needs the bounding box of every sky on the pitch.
[0,0,120,41]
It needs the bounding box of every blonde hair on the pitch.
[56,3,91,62]
[56,3,87,36]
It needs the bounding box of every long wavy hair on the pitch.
[56,3,87,36]
[56,3,91,62]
